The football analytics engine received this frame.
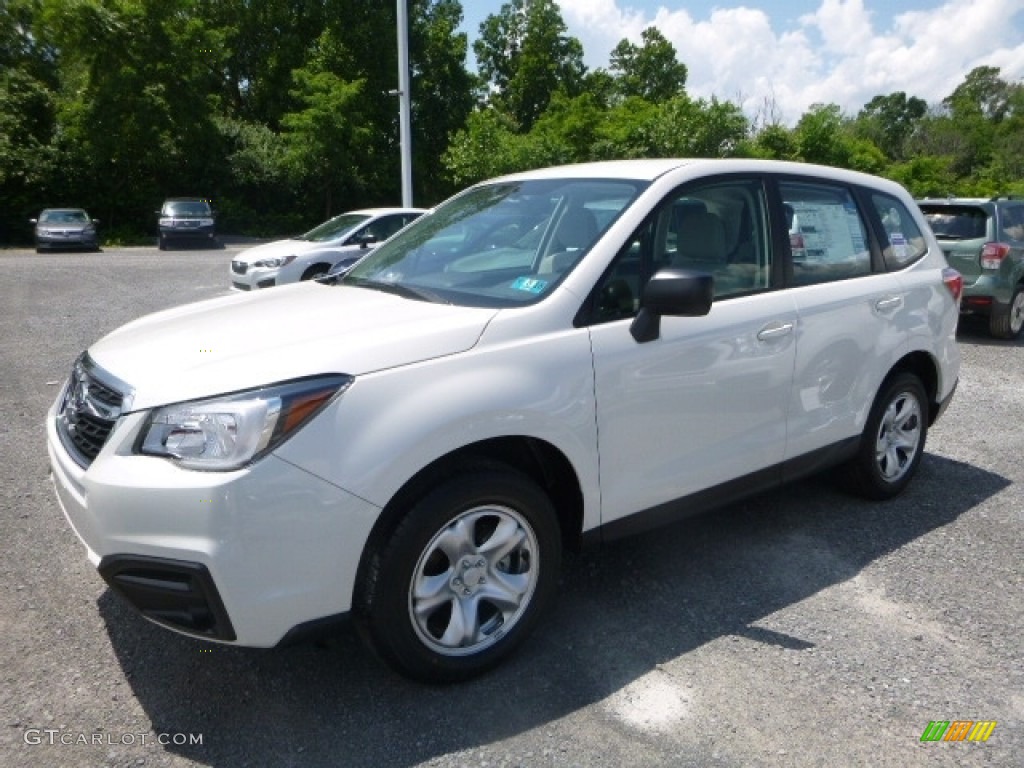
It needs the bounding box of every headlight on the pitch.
[253,255,297,268]
[137,375,352,470]
[159,217,173,226]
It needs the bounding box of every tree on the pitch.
[474,0,586,130]
[944,65,1013,121]
[644,95,748,157]
[855,91,927,161]
[410,0,477,204]
[794,103,850,166]
[281,30,370,220]
[442,109,541,186]
[608,26,687,103]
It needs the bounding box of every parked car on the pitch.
[230,207,424,290]
[157,197,216,250]
[30,208,100,252]
[48,159,961,683]
[917,196,1024,339]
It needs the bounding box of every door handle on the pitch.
[874,295,903,312]
[757,321,794,341]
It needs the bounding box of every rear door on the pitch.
[778,178,909,465]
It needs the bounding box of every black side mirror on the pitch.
[630,268,714,343]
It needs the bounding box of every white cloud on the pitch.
[557,0,1024,124]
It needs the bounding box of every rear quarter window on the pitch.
[872,193,927,269]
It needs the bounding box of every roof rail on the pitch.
[990,194,1023,201]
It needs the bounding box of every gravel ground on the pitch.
[0,246,1020,768]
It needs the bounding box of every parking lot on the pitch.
[1,245,1020,767]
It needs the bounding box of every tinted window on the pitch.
[363,214,412,241]
[871,193,927,269]
[919,206,988,240]
[999,205,1024,241]
[780,182,871,285]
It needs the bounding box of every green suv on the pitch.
[917,196,1024,339]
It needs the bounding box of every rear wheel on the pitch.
[355,467,561,683]
[989,285,1024,339]
[842,372,928,500]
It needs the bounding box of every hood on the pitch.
[88,283,497,410]
[235,238,320,264]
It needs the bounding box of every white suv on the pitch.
[47,159,961,682]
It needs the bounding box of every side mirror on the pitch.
[630,268,714,343]
[353,232,377,249]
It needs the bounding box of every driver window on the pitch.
[588,178,772,325]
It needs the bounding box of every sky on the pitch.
[458,0,1024,124]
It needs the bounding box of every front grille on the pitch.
[56,356,127,468]
[231,260,248,275]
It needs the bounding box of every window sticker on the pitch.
[511,276,548,294]
[890,232,907,260]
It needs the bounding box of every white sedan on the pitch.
[230,207,424,290]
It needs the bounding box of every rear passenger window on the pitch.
[871,193,927,269]
[780,182,871,285]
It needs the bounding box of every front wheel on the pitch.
[842,372,928,500]
[355,467,561,683]
[989,285,1024,339]
[301,265,329,281]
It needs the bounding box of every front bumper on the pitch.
[36,234,98,250]
[46,398,382,647]
[229,263,280,291]
[160,224,216,242]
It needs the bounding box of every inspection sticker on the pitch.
[511,276,548,294]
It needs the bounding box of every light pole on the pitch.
[396,0,413,207]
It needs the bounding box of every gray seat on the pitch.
[674,210,727,265]
[540,207,598,273]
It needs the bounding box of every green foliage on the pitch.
[609,27,687,103]
[642,95,748,157]
[854,91,927,161]
[0,2,1021,244]
[474,0,586,130]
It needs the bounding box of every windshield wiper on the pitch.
[346,277,448,304]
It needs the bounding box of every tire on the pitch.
[354,467,561,683]
[989,285,1024,340]
[158,235,167,251]
[842,372,928,500]
[301,265,329,281]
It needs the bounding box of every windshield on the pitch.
[40,210,89,224]
[163,201,211,217]
[300,213,371,242]
[342,178,646,307]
